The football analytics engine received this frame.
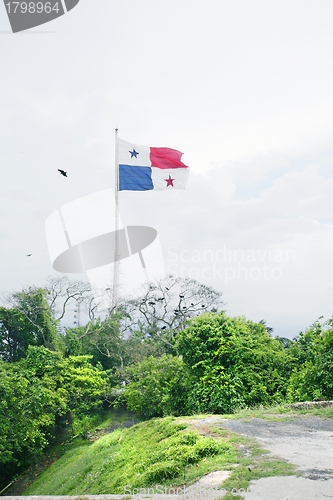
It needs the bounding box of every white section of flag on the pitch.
[151,167,189,190]
[118,139,151,166]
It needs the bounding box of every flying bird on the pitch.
[58,169,68,177]
[26,254,32,257]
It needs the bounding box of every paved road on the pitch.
[216,415,333,500]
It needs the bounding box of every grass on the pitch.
[12,407,140,495]
[23,402,332,498]
[290,405,333,419]
[219,402,333,420]
[24,416,238,495]
[207,425,296,499]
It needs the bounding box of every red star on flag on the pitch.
[165,175,175,187]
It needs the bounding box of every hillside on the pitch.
[22,410,298,498]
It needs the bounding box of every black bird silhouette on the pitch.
[201,305,206,307]
[191,303,194,306]
[58,169,68,177]
[179,294,184,298]
[26,254,32,257]
[165,287,169,290]
[161,326,167,330]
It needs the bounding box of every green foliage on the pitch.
[0,287,59,362]
[175,311,291,413]
[0,307,31,362]
[24,416,234,495]
[63,315,171,377]
[287,317,333,401]
[0,346,107,490]
[3,279,333,495]
[12,287,60,350]
[115,354,192,418]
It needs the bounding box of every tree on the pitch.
[114,354,191,419]
[0,307,31,362]
[0,346,107,490]
[175,311,290,413]
[0,287,59,361]
[10,287,59,348]
[259,319,274,334]
[64,311,126,371]
[44,275,96,320]
[128,276,224,348]
[275,336,292,349]
[287,317,333,401]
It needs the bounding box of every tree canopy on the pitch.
[0,287,59,361]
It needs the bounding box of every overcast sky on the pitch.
[1,0,333,338]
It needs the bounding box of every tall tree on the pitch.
[287,316,333,401]
[1,287,59,361]
[175,311,290,413]
[0,307,31,362]
[44,275,97,320]
[128,276,224,348]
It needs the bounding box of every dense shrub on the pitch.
[116,312,292,417]
[115,354,192,418]
[174,311,291,413]
[0,346,106,490]
[287,317,333,401]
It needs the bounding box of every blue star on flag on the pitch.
[129,149,139,158]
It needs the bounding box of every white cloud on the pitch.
[2,0,333,337]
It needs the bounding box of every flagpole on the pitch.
[113,128,119,309]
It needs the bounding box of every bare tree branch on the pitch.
[128,276,224,344]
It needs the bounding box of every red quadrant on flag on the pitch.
[150,147,188,169]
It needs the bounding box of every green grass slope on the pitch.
[25,403,325,498]
[24,416,235,496]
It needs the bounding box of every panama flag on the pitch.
[118,139,189,191]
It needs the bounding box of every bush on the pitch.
[114,354,192,418]
[175,311,291,413]
[287,317,333,401]
[0,346,106,490]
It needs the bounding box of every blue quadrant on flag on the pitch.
[119,165,154,191]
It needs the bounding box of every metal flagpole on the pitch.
[113,128,119,308]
